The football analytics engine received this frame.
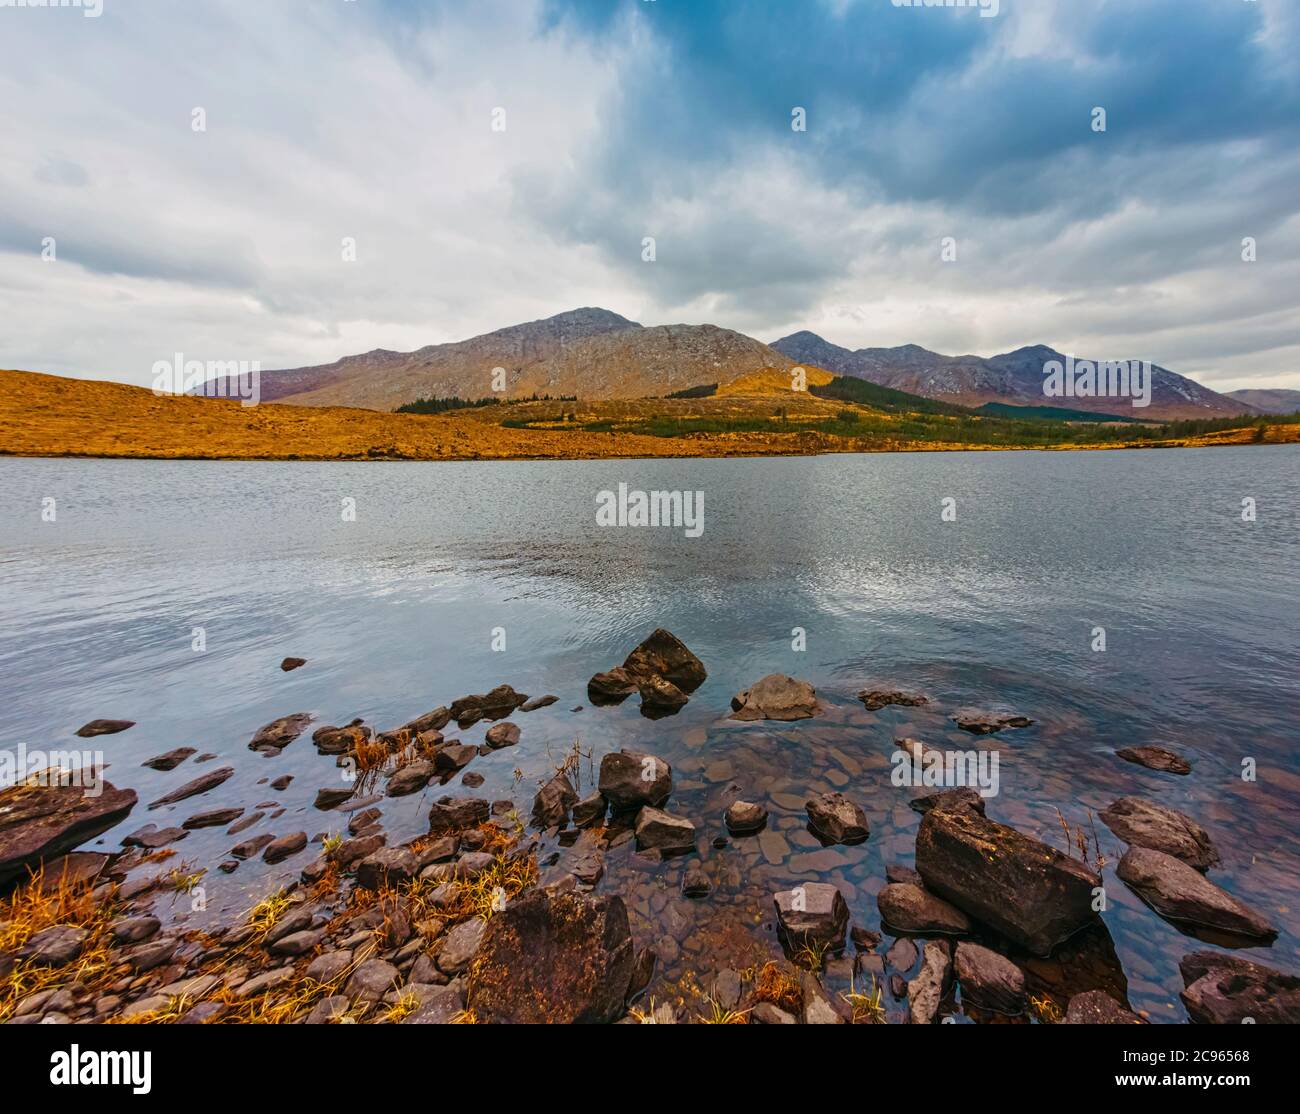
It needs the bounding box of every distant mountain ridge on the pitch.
[206,308,793,410]
[197,307,1253,420]
[1224,388,1300,415]
[771,334,1246,421]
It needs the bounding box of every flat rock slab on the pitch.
[908,940,952,1024]
[123,824,189,849]
[1117,846,1276,943]
[1115,745,1191,775]
[141,747,196,771]
[148,767,234,808]
[183,807,244,830]
[953,941,1025,1014]
[74,719,134,738]
[0,782,137,886]
[1100,797,1219,870]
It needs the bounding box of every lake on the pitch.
[2,445,1297,1020]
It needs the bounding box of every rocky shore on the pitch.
[2,629,1295,1025]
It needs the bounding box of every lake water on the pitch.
[2,446,1298,1021]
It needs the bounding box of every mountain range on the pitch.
[198,307,1264,421]
[1222,388,1300,415]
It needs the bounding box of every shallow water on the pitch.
[2,447,1297,1020]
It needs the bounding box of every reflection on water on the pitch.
[1,447,1297,1020]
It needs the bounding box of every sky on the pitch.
[1,0,1297,392]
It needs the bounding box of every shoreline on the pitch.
[2,631,1294,1026]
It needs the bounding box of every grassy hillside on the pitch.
[2,368,1297,462]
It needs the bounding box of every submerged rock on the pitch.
[74,719,134,737]
[806,791,870,845]
[1179,951,1300,1024]
[915,804,1100,956]
[0,782,137,886]
[858,687,929,711]
[248,712,313,753]
[122,823,188,849]
[730,674,819,721]
[598,750,672,812]
[1115,745,1191,775]
[949,707,1032,734]
[468,890,635,1024]
[1116,846,1277,943]
[773,881,849,954]
[1100,797,1219,870]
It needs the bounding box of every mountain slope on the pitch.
[771,333,1247,421]
[211,309,793,410]
[1224,388,1300,414]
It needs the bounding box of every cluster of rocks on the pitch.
[588,629,708,717]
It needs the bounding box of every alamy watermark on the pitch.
[595,483,704,538]
[152,353,261,406]
[891,743,1000,798]
[0,0,102,16]
[891,0,999,18]
[0,744,104,796]
[1043,355,1152,408]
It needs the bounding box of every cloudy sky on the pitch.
[2,0,1297,391]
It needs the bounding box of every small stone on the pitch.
[806,791,870,845]
[346,958,401,1003]
[280,656,307,671]
[682,864,711,898]
[141,747,195,771]
[435,918,486,975]
[724,800,768,835]
[634,807,696,854]
[483,722,520,749]
[356,848,419,890]
[75,719,134,737]
[1115,745,1191,775]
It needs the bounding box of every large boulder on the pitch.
[0,782,137,886]
[468,890,635,1024]
[915,805,1100,956]
[1116,846,1277,943]
[773,882,849,954]
[806,791,869,845]
[621,628,707,692]
[1178,951,1300,1024]
[729,674,819,721]
[878,883,970,936]
[1099,797,1219,870]
[598,750,672,812]
[953,941,1025,1014]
